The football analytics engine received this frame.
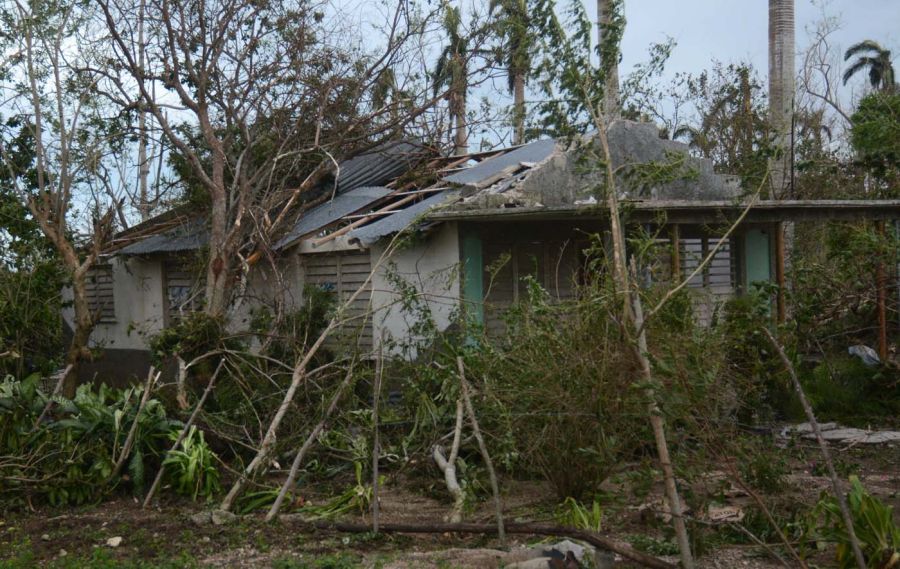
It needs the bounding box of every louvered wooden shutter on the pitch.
[304,251,373,351]
[85,264,116,323]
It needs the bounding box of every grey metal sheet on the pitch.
[118,218,208,255]
[336,141,426,192]
[349,191,459,246]
[275,186,393,249]
[443,138,557,185]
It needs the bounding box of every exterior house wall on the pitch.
[62,256,166,384]
[62,256,166,351]
[369,222,461,356]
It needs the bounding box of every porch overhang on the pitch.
[428,199,900,225]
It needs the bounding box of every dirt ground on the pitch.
[1,438,898,568]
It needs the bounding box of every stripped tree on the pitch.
[0,0,125,395]
[97,0,446,319]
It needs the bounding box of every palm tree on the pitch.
[433,4,470,155]
[843,40,896,92]
[490,0,531,144]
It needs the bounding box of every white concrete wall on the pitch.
[62,256,166,351]
[369,222,461,356]
[62,223,462,359]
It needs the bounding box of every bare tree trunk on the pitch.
[633,295,694,569]
[589,93,695,569]
[512,72,525,145]
[598,0,621,118]
[764,329,867,569]
[456,357,505,544]
[63,275,95,398]
[137,0,150,221]
[279,519,676,569]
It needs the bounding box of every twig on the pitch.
[277,518,676,569]
[265,362,358,521]
[763,328,867,569]
[456,356,505,545]
[143,359,225,508]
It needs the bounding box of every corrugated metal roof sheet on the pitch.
[118,218,208,255]
[348,190,459,246]
[443,138,557,185]
[336,140,427,192]
[274,186,393,249]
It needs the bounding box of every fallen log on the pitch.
[277,518,675,569]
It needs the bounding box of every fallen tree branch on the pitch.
[457,356,505,545]
[432,396,465,523]
[143,360,225,508]
[764,328,866,569]
[372,345,383,533]
[110,367,161,481]
[265,362,358,521]
[277,518,676,569]
[32,364,73,431]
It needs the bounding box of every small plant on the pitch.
[296,461,374,520]
[628,534,681,556]
[813,475,900,568]
[555,497,603,532]
[162,426,221,501]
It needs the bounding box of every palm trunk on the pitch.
[452,89,467,156]
[512,72,525,145]
[768,0,794,198]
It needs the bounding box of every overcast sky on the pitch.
[615,0,899,93]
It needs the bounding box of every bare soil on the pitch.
[1,439,897,568]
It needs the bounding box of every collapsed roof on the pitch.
[114,120,899,256]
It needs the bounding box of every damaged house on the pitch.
[65,120,900,381]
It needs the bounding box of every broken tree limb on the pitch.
[277,518,676,569]
[143,359,225,508]
[632,293,694,569]
[265,362,358,521]
[457,356,505,545]
[110,367,161,481]
[32,364,73,431]
[372,344,383,533]
[764,328,867,569]
[220,237,403,512]
[432,396,465,523]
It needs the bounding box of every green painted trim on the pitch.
[743,228,771,289]
[461,232,484,325]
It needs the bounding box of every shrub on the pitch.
[0,374,181,507]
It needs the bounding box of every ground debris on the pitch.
[781,422,900,444]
